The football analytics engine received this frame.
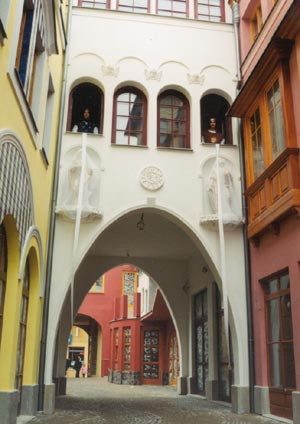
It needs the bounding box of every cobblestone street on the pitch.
[23,378,282,424]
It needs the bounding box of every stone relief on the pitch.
[144,69,162,81]
[199,156,244,229]
[56,146,102,221]
[101,64,119,77]
[140,166,164,191]
[187,73,205,85]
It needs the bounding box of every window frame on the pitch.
[194,0,225,22]
[78,0,111,8]
[262,270,295,391]
[156,0,188,18]
[112,86,147,146]
[16,259,30,390]
[157,89,190,149]
[250,2,262,41]
[67,82,104,134]
[117,0,150,13]
[244,71,291,185]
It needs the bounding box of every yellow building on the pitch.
[0,1,67,422]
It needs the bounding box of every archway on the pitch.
[47,207,247,410]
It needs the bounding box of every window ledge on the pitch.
[157,146,193,152]
[111,143,148,148]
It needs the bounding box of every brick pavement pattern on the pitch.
[28,378,279,424]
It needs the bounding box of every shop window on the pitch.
[250,3,262,41]
[157,0,188,17]
[263,272,295,418]
[142,329,160,383]
[194,289,208,395]
[195,0,224,22]
[16,259,30,390]
[77,0,110,8]
[113,328,119,370]
[201,94,231,145]
[68,82,103,134]
[112,87,147,146]
[158,90,190,149]
[123,327,131,370]
[0,224,7,346]
[117,0,149,13]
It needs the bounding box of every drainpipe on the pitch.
[231,0,255,413]
[38,0,73,410]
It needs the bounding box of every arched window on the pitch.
[0,223,7,346]
[158,90,190,149]
[201,94,231,145]
[112,87,147,146]
[16,259,30,390]
[67,82,103,134]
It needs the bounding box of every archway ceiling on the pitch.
[88,211,198,261]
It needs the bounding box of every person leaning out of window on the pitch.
[72,108,99,134]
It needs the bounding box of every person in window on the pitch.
[202,117,225,144]
[72,108,98,134]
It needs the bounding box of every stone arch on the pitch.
[0,131,34,247]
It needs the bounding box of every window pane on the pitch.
[281,294,293,340]
[283,342,296,388]
[267,80,285,159]
[267,299,280,342]
[269,343,282,387]
[280,274,289,290]
[116,116,128,130]
[117,102,129,115]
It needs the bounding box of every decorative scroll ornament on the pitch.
[145,69,162,81]
[187,73,205,85]
[140,166,164,191]
[101,65,119,77]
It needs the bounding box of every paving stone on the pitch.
[27,378,280,424]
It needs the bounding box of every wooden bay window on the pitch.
[229,39,299,240]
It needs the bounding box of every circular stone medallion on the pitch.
[140,166,164,191]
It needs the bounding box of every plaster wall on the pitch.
[46,6,249,402]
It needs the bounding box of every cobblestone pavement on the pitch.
[27,377,281,424]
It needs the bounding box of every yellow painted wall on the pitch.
[0,0,67,392]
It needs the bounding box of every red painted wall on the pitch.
[250,215,300,389]
[78,264,137,376]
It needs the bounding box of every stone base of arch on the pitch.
[43,383,55,415]
[177,376,188,395]
[231,385,250,414]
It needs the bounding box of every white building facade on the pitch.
[45,0,250,415]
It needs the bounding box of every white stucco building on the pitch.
[45,0,250,414]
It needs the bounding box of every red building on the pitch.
[73,265,179,386]
[230,0,300,421]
